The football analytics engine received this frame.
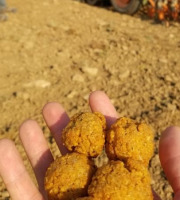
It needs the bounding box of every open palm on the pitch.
[0,91,179,200]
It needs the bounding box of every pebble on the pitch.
[72,74,84,82]
[82,67,98,76]
[24,80,51,88]
[83,94,89,100]
[165,75,173,82]
[158,57,168,64]
[93,49,104,54]
[96,19,109,27]
[119,70,130,79]
[152,154,160,166]
[122,45,129,51]
[67,90,77,98]
[47,20,58,29]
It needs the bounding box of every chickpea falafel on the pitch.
[45,112,154,200]
[62,112,106,157]
[105,117,154,166]
[88,160,153,200]
[44,152,95,200]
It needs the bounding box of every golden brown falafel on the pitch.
[45,113,154,200]
[44,152,95,200]
[62,112,106,157]
[88,160,153,200]
[106,117,154,166]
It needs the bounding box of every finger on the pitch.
[43,102,69,155]
[159,126,180,194]
[19,120,53,198]
[0,139,43,200]
[89,91,119,127]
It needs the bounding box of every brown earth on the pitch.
[0,0,180,199]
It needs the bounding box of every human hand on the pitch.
[0,91,178,200]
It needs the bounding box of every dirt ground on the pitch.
[1,0,180,199]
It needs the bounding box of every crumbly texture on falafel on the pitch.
[62,112,106,157]
[44,152,95,200]
[88,160,153,200]
[106,117,154,166]
[45,114,154,200]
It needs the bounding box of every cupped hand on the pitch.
[0,91,179,200]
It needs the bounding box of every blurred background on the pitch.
[0,0,180,199]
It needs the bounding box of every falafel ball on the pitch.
[106,117,154,166]
[44,152,95,200]
[62,112,106,157]
[88,160,153,200]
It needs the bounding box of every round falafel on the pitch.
[106,117,154,166]
[88,160,153,200]
[62,112,106,157]
[44,152,95,200]
[45,113,154,200]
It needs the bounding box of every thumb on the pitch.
[159,126,180,196]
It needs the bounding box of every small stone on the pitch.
[119,70,130,79]
[122,45,128,51]
[159,58,168,64]
[97,20,109,27]
[165,75,173,82]
[67,91,77,98]
[72,74,84,82]
[24,80,51,88]
[82,67,98,76]
[47,20,57,28]
[83,94,89,100]
[94,49,104,55]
